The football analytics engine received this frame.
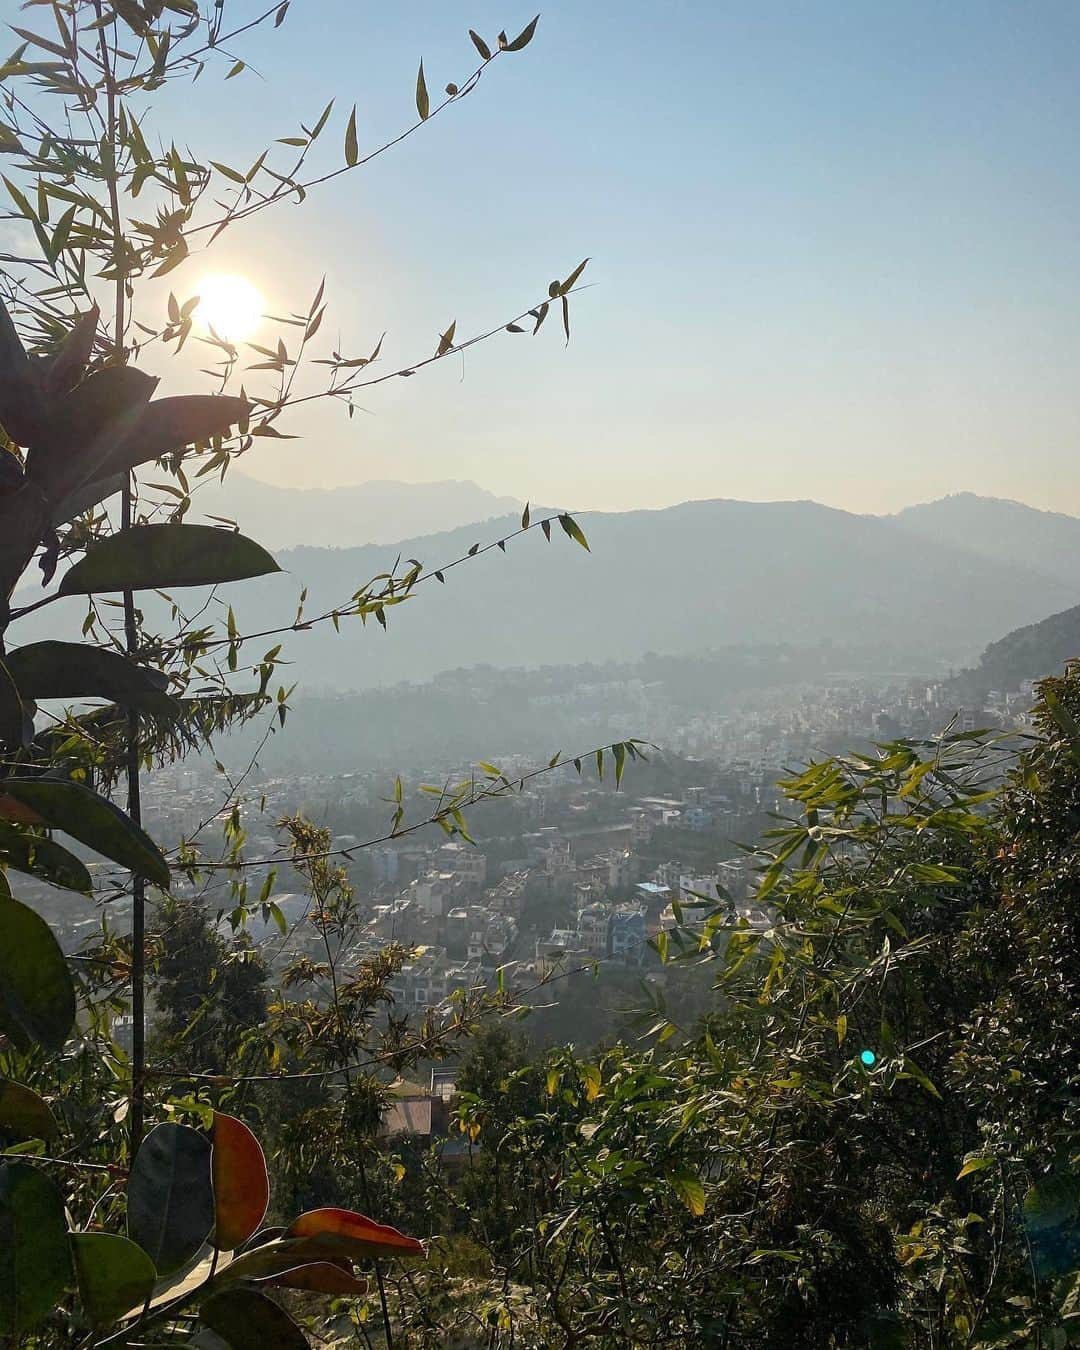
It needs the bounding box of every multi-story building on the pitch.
[610,904,647,965]
[575,902,611,958]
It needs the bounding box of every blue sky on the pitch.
[160,1,1080,514]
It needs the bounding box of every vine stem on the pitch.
[93,0,145,1158]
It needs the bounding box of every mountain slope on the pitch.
[192,496,1078,691]
[891,492,1080,588]
[952,603,1080,697]
[188,474,521,549]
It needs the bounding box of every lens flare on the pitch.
[193,273,263,342]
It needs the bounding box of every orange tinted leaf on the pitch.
[0,793,45,826]
[284,1208,424,1257]
[212,1112,269,1250]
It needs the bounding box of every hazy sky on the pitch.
[163,1,1080,515]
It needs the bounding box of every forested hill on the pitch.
[23,494,1080,692]
[952,602,1080,698]
[204,496,1075,690]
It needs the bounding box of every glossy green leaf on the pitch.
[128,1123,214,1276]
[3,641,175,715]
[0,895,75,1052]
[558,513,590,551]
[200,1286,308,1349]
[0,1162,72,1335]
[0,821,91,893]
[0,779,168,887]
[58,524,280,595]
[667,1166,706,1217]
[0,1080,58,1143]
[71,1232,156,1327]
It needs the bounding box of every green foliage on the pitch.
[127,1122,215,1275]
[0,1162,71,1337]
[71,1233,156,1329]
[0,894,76,1051]
[57,523,280,595]
[0,2,573,1345]
[0,778,169,885]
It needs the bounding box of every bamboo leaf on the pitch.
[344,105,358,166]
[415,60,430,119]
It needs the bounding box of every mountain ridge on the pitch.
[189,472,522,549]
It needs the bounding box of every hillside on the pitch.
[24,494,1078,695]
[891,492,1080,588]
[952,602,1080,698]
[161,497,1080,691]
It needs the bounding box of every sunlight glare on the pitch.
[193,273,264,342]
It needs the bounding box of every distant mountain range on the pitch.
[191,493,1080,692]
[889,492,1080,588]
[189,473,521,549]
[20,490,1080,695]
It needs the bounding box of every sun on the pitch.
[193,273,264,342]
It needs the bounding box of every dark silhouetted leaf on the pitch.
[0,659,32,749]
[201,1286,308,1348]
[558,513,590,551]
[128,1123,214,1276]
[505,15,539,50]
[264,1261,367,1294]
[100,393,249,479]
[0,1080,58,1142]
[0,821,92,893]
[344,105,358,166]
[468,29,491,60]
[59,523,279,595]
[50,471,124,527]
[560,257,589,293]
[3,641,174,714]
[0,778,168,886]
[71,1232,156,1328]
[0,1163,71,1335]
[0,895,75,1052]
[38,305,98,395]
[415,60,429,119]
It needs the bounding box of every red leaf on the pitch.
[0,792,46,826]
[212,1111,269,1250]
[284,1208,424,1258]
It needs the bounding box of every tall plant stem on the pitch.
[94,0,145,1157]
